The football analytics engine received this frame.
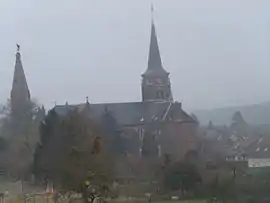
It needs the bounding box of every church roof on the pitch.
[54,101,195,126]
[143,20,168,76]
[11,50,30,100]
[10,46,31,115]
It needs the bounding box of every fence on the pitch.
[8,193,83,203]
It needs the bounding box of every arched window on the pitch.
[156,91,164,99]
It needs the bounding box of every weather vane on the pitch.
[16,44,20,52]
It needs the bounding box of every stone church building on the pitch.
[9,19,198,162]
[54,19,199,161]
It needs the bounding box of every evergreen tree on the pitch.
[231,111,247,127]
[101,108,126,155]
[33,109,111,194]
[0,100,43,179]
[163,162,201,194]
[230,111,249,136]
[32,109,60,178]
[208,120,214,129]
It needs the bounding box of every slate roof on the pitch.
[54,101,195,126]
[11,51,31,107]
[242,135,270,159]
[143,20,168,76]
[200,126,270,159]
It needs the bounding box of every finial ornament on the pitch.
[16,44,20,52]
[151,3,154,21]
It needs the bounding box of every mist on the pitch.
[0,0,270,111]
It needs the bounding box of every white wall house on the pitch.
[248,158,270,168]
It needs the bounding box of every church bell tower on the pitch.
[141,9,173,102]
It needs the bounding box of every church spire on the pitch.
[143,5,168,76]
[10,44,31,116]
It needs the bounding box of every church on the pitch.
[53,19,199,161]
[10,18,198,161]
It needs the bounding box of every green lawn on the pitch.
[178,201,205,203]
[151,200,206,203]
[110,199,206,203]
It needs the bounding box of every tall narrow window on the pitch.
[156,91,160,98]
[158,145,161,157]
[160,91,164,98]
[157,91,164,99]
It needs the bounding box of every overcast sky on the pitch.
[0,0,270,111]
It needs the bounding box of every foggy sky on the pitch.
[1,0,270,111]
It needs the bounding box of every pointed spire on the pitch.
[10,44,31,115]
[143,5,168,76]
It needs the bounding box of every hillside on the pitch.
[193,102,270,126]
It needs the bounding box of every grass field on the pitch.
[153,200,206,203]
[13,197,207,203]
